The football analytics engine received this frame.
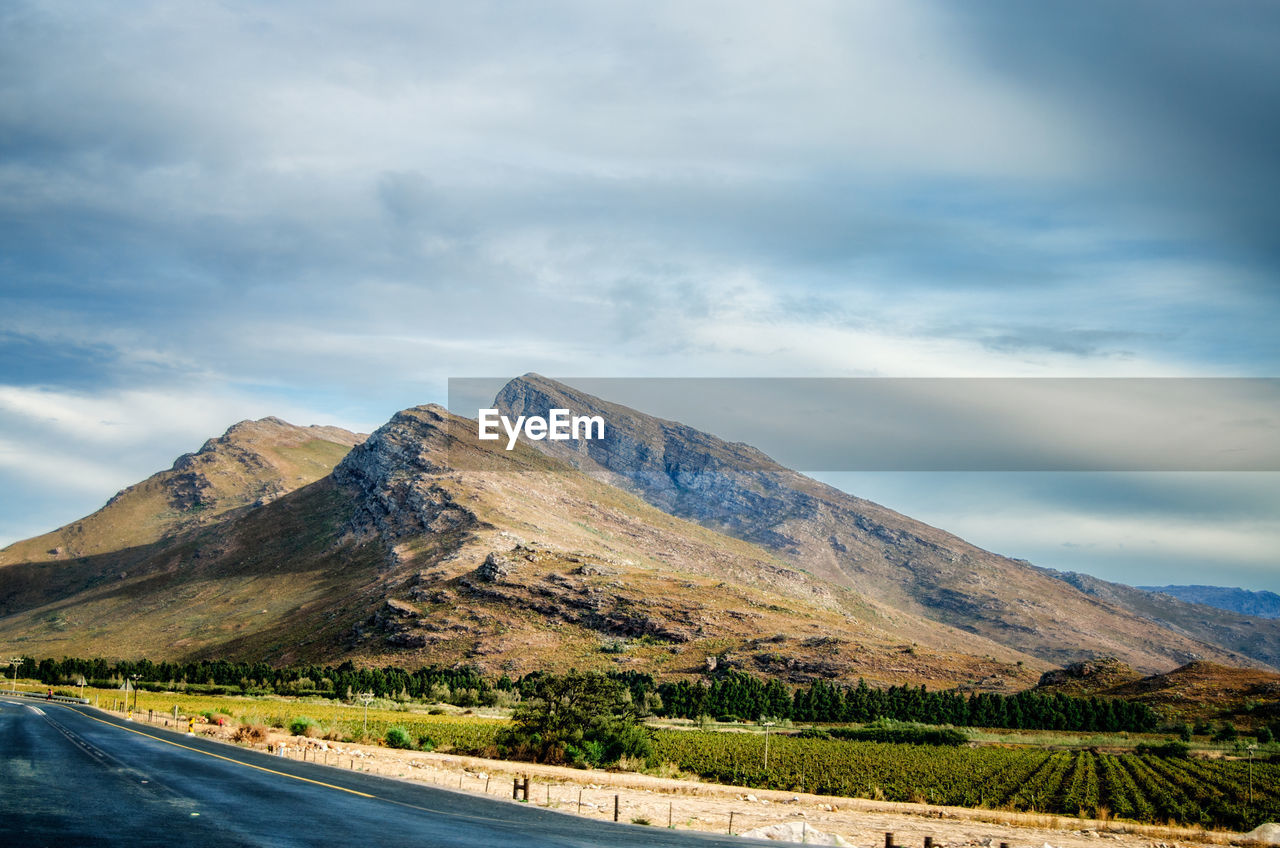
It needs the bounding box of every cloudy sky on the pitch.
[2,1,1277,590]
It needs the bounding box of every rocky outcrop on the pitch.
[333,406,482,550]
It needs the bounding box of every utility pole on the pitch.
[8,657,20,693]
[359,692,374,736]
[131,674,141,714]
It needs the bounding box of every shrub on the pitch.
[1212,722,1238,742]
[289,716,317,736]
[417,735,436,752]
[233,724,269,743]
[826,723,968,746]
[385,727,414,749]
[1135,740,1190,758]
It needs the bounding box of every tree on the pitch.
[498,672,651,767]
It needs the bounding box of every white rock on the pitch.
[739,822,852,846]
[1247,824,1280,845]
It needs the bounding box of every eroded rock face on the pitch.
[333,406,481,549]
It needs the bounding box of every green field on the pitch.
[45,683,1280,831]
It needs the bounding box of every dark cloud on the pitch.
[943,0,1280,273]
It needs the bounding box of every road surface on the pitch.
[0,696,763,847]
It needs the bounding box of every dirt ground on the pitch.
[138,712,1254,848]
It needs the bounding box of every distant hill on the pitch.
[1038,569,1280,669]
[1139,585,1280,619]
[1036,658,1280,725]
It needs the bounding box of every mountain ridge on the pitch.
[0,417,365,567]
[495,374,1276,673]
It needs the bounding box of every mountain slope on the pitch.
[1042,569,1280,669]
[1041,659,1280,726]
[0,405,1046,688]
[1139,585,1280,619]
[494,374,1273,673]
[0,417,365,566]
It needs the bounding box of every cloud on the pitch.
[0,0,1277,585]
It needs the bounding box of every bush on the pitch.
[1257,726,1274,745]
[385,727,414,749]
[417,735,436,752]
[826,722,969,746]
[1135,740,1190,758]
[289,716,317,737]
[1212,722,1238,742]
[233,724,269,744]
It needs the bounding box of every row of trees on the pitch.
[656,672,1159,732]
[19,655,1155,732]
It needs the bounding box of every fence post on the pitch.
[578,788,583,813]
[614,794,619,822]
[925,839,934,848]
[729,811,735,835]
[885,832,894,848]
[668,801,673,829]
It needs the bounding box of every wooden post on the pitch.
[614,794,619,822]
[578,787,583,813]
[925,838,933,848]
[668,801,673,829]
[885,833,895,848]
[514,778,520,799]
[729,811,735,835]
[546,784,550,806]
[486,777,491,793]
[459,774,463,789]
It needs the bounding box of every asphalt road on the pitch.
[0,697,765,847]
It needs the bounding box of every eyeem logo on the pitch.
[478,408,605,450]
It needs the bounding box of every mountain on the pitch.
[0,417,365,566]
[0,405,1045,687]
[3,377,1274,690]
[495,374,1276,673]
[1139,585,1280,620]
[1039,569,1280,669]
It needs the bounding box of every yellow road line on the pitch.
[67,707,375,799]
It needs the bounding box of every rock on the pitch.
[739,822,852,845]
[476,552,513,582]
[1246,823,1280,844]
